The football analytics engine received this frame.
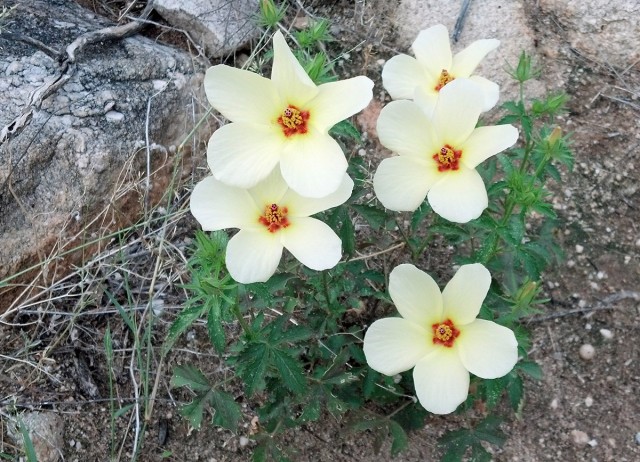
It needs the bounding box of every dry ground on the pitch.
[1,1,639,461]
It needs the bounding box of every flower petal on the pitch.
[412,24,452,78]
[413,349,470,414]
[457,319,518,379]
[204,65,280,124]
[281,217,341,270]
[247,168,289,210]
[389,264,443,327]
[284,174,353,217]
[190,177,260,231]
[208,122,283,189]
[363,317,432,376]
[381,54,426,100]
[442,263,491,325]
[468,75,500,112]
[376,100,435,158]
[431,79,484,147]
[427,167,488,223]
[413,86,439,118]
[461,124,519,169]
[373,156,439,212]
[279,129,348,198]
[225,230,283,283]
[310,77,374,132]
[451,39,500,77]
[271,31,319,106]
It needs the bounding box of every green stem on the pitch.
[232,295,252,337]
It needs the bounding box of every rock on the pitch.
[599,328,614,340]
[0,0,206,307]
[394,0,548,105]
[579,343,595,360]
[7,412,64,462]
[155,0,260,58]
[570,429,590,446]
[538,0,640,68]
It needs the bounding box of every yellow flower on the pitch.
[363,264,518,415]
[373,79,518,223]
[382,24,500,114]
[190,169,353,283]
[204,31,373,198]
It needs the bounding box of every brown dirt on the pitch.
[1,1,639,461]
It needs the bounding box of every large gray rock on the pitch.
[155,0,260,58]
[539,0,640,68]
[0,1,205,292]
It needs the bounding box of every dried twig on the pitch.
[527,290,640,323]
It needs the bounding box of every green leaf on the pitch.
[210,389,242,431]
[475,416,506,447]
[171,364,211,392]
[388,420,408,456]
[272,348,308,394]
[163,304,206,356]
[298,397,321,423]
[329,119,361,141]
[518,360,543,380]
[338,207,356,257]
[507,374,525,413]
[238,342,270,394]
[207,298,226,353]
[351,204,388,230]
[16,415,38,462]
[114,403,135,419]
[179,392,209,429]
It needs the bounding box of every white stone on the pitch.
[105,110,124,122]
[575,244,584,253]
[599,328,614,340]
[239,436,250,447]
[579,344,595,360]
[584,396,593,407]
[570,429,590,446]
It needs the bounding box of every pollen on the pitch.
[278,105,310,137]
[259,203,290,233]
[433,144,462,172]
[432,319,460,348]
[434,69,455,92]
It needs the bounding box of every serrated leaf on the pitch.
[363,367,378,399]
[388,420,408,456]
[298,397,321,423]
[483,378,503,410]
[351,204,388,230]
[329,119,361,141]
[210,389,242,431]
[272,348,307,394]
[518,360,543,380]
[276,325,313,344]
[237,342,270,394]
[507,374,524,413]
[163,304,206,356]
[339,208,356,257]
[207,298,226,353]
[410,202,431,232]
[474,416,506,447]
[179,392,209,429]
[171,364,211,392]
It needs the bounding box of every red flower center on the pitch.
[278,105,310,137]
[434,69,455,92]
[431,319,460,348]
[259,203,290,233]
[433,144,462,171]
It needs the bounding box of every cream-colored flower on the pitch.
[373,79,518,223]
[190,169,353,284]
[204,31,373,198]
[382,24,499,113]
[363,263,518,415]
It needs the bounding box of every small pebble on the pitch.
[239,436,249,447]
[599,328,613,340]
[550,398,559,409]
[105,110,124,122]
[584,396,593,407]
[571,429,590,446]
[579,344,595,360]
[575,244,584,253]
[587,439,598,447]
